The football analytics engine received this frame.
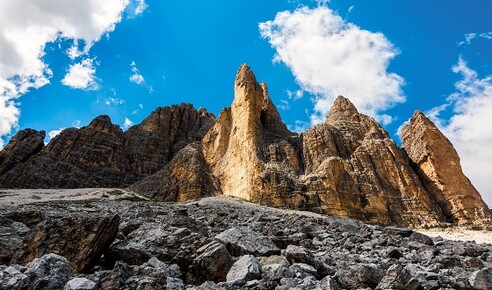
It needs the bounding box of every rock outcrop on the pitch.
[0,104,216,189]
[302,96,445,227]
[0,129,45,175]
[124,104,215,176]
[6,208,120,273]
[0,116,135,188]
[202,64,315,210]
[129,142,220,201]
[401,111,492,228]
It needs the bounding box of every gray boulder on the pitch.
[215,227,280,256]
[190,241,233,284]
[473,267,492,290]
[64,277,97,290]
[226,255,261,283]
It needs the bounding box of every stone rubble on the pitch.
[0,197,490,289]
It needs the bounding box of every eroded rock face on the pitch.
[0,104,215,189]
[7,209,119,273]
[302,96,445,227]
[0,64,490,229]
[0,116,135,188]
[0,129,45,175]
[129,142,220,202]
[401,111,492,228]
[202,64,315,210]
[124,104,215,176]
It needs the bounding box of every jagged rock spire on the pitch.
[326,96,360,123]
[401,110,492,227]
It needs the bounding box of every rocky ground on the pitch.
[1,191,492,290]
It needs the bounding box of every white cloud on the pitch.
[135,0,148,15]
[0,0,131,147]
[104,97,125,106]
[122,117,134,130]
[287,89,304,100]
[427,57,492,207]
[61,58,99,90]
[259,6,405,126]
[48,128,65,140]
[458,32,492,46]
[130,61,145,85]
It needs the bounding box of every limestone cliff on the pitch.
[401,111,492,228]
[202,64,315,210]
[302,97,445,227]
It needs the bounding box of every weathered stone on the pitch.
[64,277,97,290]
[26,254,71,290]
[11,211,119,273]
[0,129,45,175]
[124,104,215,176]
[0,217,30,264]
[302,96,445,227]
[0,116,136,188]
[226,255,261,283]
[472,267,492,290]
[376,264,421,290]
[401,111,492,228]
[129,142,220,201]
[409,232,434,245]
[215,227,280,256]
[0,104,215,191]
[0,266,29,290]
[201,64,313,211]
[190,241,233,284]
[337,264,385,289]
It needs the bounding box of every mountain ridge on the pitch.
[0,64,490,229]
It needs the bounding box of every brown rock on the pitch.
[10,210,119,273]
[129,142,220,201]
[0,104,215,189]
[401,111,492,227]
[302,96,445,227]
[124,104,215,175]
[0,115,136,188]
[0,129,45,175]
[202,64,314,210]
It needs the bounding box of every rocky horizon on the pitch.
[0,64,490,229]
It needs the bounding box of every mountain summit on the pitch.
[0,65,490,229]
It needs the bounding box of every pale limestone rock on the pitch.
[401,111,492,228]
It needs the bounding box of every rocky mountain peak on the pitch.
[235,63,257,87]
[401,110,492,227]
[326,95,359,123]
[0,129,45,175]
[0,64,490,230]
[86,115,119,134]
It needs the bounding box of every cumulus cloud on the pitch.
[61,59,99,90]
[259,6,405,125]
[129,61,145,85]
[427,57,492,206]
[0,0,130,147]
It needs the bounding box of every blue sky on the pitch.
[1,0,491,205]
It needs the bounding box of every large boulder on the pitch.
[10,210,119,273]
